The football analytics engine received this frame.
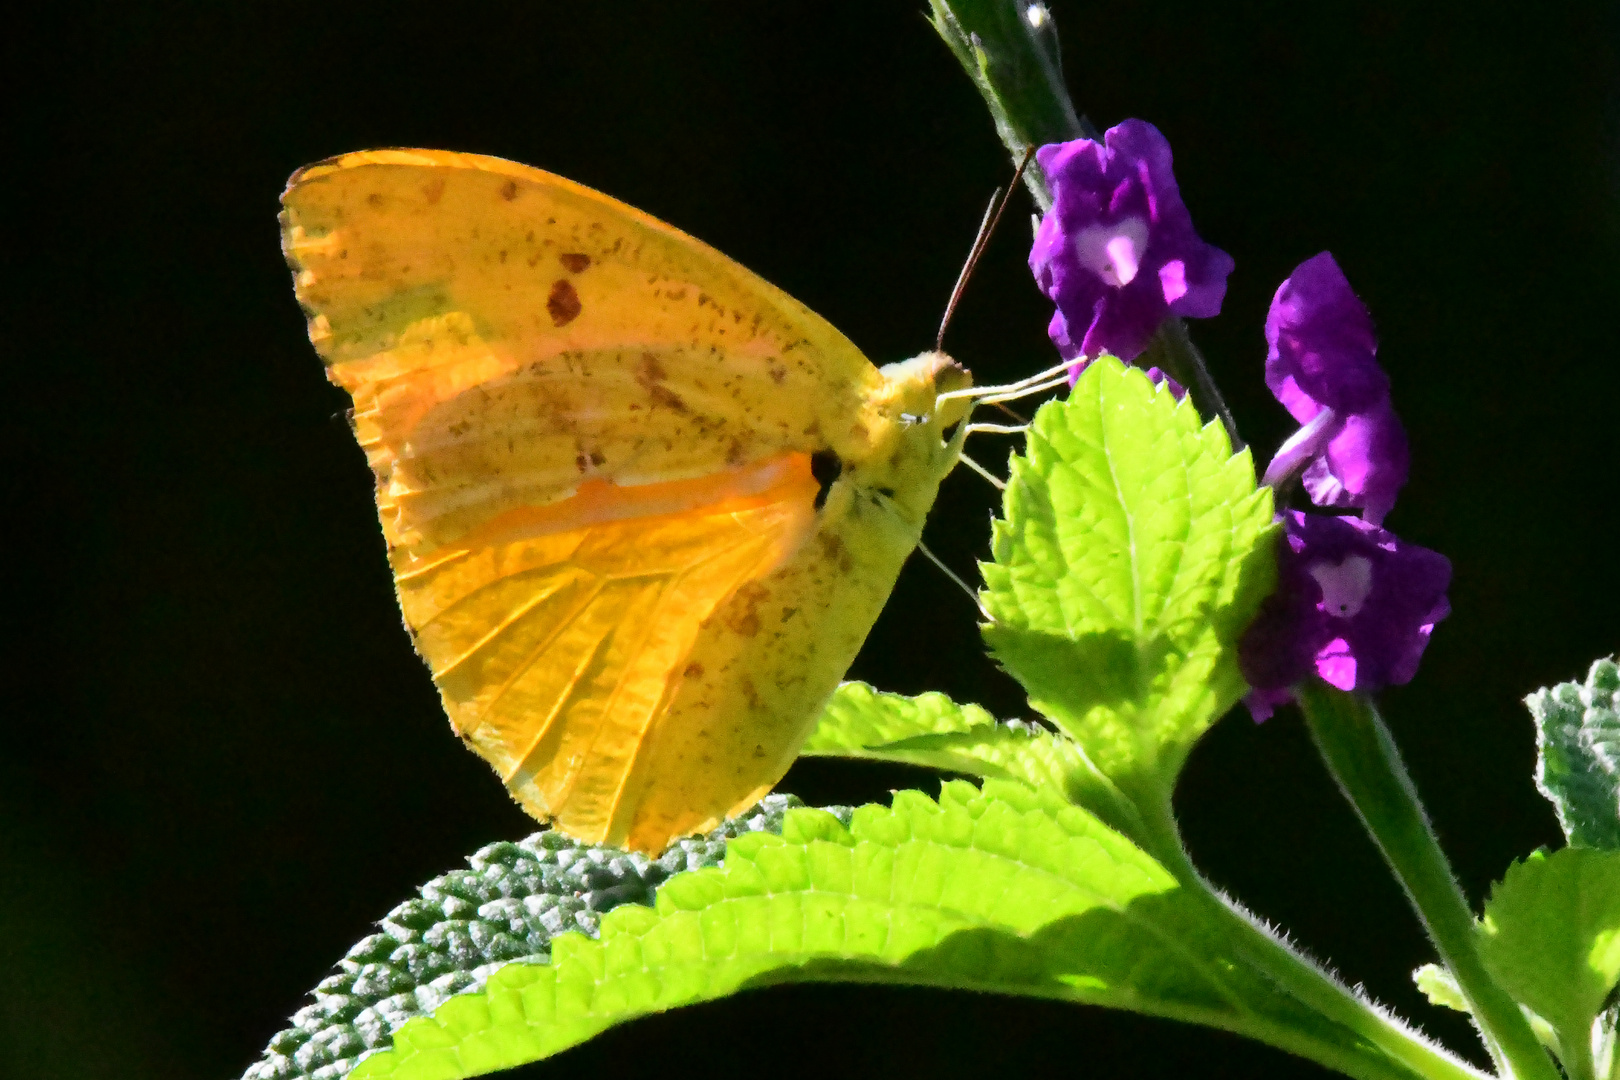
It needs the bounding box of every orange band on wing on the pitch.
[445,451,818,553]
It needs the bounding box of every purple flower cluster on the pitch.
[1241,254,1447,718]
[1029,120,1233,370]
[1026,125,1449,719]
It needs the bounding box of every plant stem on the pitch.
[1296,681,1563,1080]
[1143,799,1491,1080]
[928,0,1086,212]
[1141,318,1244,451]
[1564,1028,1597,1080]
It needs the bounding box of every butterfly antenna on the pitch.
[916,540,993,621]
[936,192,998,352]
[935,145,1037,352]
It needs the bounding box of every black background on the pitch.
[7,2,1616,1078]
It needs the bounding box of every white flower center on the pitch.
[1309,555,1374,618]
[1072,217,1150,287]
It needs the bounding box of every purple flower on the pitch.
[1030,120,1234,366]
[1262,252,1409,524]
[1240,511,1451,721]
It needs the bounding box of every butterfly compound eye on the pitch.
[810,449,843,510]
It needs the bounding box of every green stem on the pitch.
[928,0,1085,212]
[1141,318,1244,451]
[1143,798,1490,1080]
[1564,1028,1597,1080]
[1296,681,1562,1080]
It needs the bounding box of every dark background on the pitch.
[7,2,1616,1078]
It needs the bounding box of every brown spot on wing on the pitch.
[648,385,689,413]
[637,353,668,383]
[499,179,519,201]
[817,532,855,573]
[547,279,582,326]
[683,661,704,678]
[421,176,446,204]
[559,252,592,273]
[725,583,770,638]
[633,353,687,412]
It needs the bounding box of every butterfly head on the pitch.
[833,351,973,526]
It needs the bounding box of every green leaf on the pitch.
[802,681,1142,836]
[979,358,1277,824]
[1478,847,1620,1068]
[1413,963,1470,1013]
[1527,657,1620,850]
[801,681,1001,750]
[324,781,1430,1080]
[1413,964,1563,1059]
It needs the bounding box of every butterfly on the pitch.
[280,149,982,853]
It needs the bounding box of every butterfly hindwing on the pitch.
[394,452,820,845]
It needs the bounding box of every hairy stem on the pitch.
[1297,682,1562,1080]
[1140,318,1244,451]
[1144,799,1491,1080]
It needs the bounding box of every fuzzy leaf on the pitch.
[1478,847,1620,1058]
[302,781,1423,1080]
[1413,964,1469,1013]
[979,358,1277,819]
[802,682,1138,831]
[1527,657,1620,850]
[801,681,1001,750]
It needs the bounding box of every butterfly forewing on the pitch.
[280,149,884,556]
[280,151,927,850]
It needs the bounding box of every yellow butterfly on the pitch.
[280,149,978,853]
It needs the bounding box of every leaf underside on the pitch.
[242,799,813,1080]
[1527,657,1620,850]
